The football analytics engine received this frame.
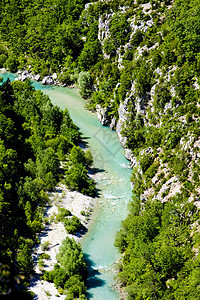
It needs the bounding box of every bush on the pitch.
[0,54,7,67]
[85,149,93,167]
[56,207,71,222]
[64,216,82,234]
[64,275,86,299]
[40,253,50,260]
[58,71,72,85]
[140,154,154,173]
[5,55,18,72]
[41,241,50,251]
[16,243,33,277]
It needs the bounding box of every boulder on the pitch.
[125,149,132,161]
[52,73,57,80]
[18,70,34,81]
[42,76,54,85]
[21,74,27,81]
[35,74,41,81]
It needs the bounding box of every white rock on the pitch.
[96,104,110,126]
[125,148,132,161]
[35,74,41,81]
[42,76,54,85]
[21,74,28,81]
[52,73,57,80]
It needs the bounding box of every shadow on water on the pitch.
[79,133,91,148]
[83,253,106,299]
[89,167,105,174]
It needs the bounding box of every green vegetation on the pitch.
[1,0,200,299]
[0,79,92,296]
[113,1,200,298]
[115,196,200,299]
[56,207,72,222]
[43,237,87,299]
[65,145,96,196]
[64,216,82,234]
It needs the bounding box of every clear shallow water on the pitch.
[1,72,132,299]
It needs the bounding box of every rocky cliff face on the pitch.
[89,0,200,208]
[116,98,129,148]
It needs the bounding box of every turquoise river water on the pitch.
[1,72,132,299]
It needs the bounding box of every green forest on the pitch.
[0,78,94,298]
[1,0,200,299]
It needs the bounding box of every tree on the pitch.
[64,216,82,234]
[68,145,86,166]
[65,163,95,196]
[16,242,33,277]
[56,237,87,280]
[78,71,92,98]
[85,149,93,167]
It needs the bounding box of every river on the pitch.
[1,71,132,299]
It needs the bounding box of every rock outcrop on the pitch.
[18,70,41,83]
[116,99,130,148]
[96,104,111,126]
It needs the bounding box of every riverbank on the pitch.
[29,182,96,299]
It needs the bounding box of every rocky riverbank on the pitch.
[29,183,96,299]
[16,69,61,86]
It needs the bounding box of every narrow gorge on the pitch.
[1,0,200,299]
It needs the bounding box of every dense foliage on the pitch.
[65,145,95,196]
[115,196,200,299]
[0,79,91,296]
[43,237,87,299]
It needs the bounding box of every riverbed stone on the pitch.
[42,76,54,85]
[35,74,41,81]
[52,73,57,80]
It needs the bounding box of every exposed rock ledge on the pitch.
[96,100,137,167]
[96,104,111,126]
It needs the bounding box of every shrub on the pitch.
[56,237,87,279]
[140,154,154,173]
[40,253,50,260]
[0,54,7,67]
[56,207,71,222]
[85,149,93,167]
[64,216,82,234]
[41,241,50,251]
[65,163,96,196]
[58,71,72,85]
[64,275,86,299]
